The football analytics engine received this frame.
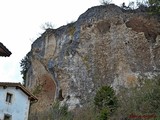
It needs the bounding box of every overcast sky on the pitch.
[0,0,131,83]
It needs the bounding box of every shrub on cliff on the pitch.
[136,0,160,14]
[120,0,159,14]
[100,0,112,5]
[50,102,73,120]
[72,104,97,120]
[94,85,118,119]
[29,101,73,120]
[111,76,160,119]
[148,0,160,14]
[40,22,54,30]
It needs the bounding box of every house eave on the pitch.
[0,82,38,102]
[0,42,12,57]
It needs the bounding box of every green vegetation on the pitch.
[20,52,31,86]
[28,76,160,119]
[94,86,118,111]
[50,102,73,120]
[111,76,160,119]
[148,0,160,14]
[29,101,73,120]
[136,0,160,14]
[122,0,160,14]
[72,104,97,120]
[72,85,118,120]
[94,85,118,120]
[72,76,160,120]
[100,0,159,14]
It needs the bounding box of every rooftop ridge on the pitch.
[0,82,38,101]
[0,42,12,57]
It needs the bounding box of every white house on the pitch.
[0,82,38,120]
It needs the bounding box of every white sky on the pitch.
[0,0,131,83]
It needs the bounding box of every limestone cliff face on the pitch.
[25,4,160,113]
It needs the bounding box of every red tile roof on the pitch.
[0,42,12,57]
[0,82,38,101]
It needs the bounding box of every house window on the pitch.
[6,93,12,103]
[4,114,12,120]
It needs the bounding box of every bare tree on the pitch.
[100,0,112,5]
[41,22,54,30]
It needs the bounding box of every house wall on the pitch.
[0,87,30,120]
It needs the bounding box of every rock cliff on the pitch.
[25,4,160,113]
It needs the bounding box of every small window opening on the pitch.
[4,114,12,120]
[6,93,13,103]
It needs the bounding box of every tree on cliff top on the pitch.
[40,22,54,30]
[100,0,112,5]
[148,0,160,14]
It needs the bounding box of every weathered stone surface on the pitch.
[25,4,160,113]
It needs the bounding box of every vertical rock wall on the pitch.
[25,4,160,113]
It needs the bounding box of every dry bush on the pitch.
[73,105,97,120]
